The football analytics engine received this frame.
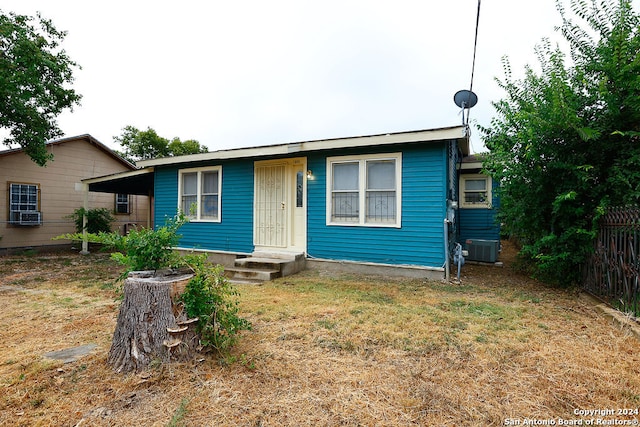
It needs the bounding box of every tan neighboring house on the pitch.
[0,134,150,253]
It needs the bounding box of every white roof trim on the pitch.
[82,167,155,184]
[138,126,468,167]
[460,161,483,170]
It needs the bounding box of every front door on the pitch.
[254,158,306,253]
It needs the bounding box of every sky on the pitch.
[1,0,608,154]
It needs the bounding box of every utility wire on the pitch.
[466,0,482,127]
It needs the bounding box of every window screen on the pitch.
[331,162,359,222]
[366,160,396,223]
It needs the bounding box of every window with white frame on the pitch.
[178,166,221,221]
[327,153,401,227]
[9,182,40,224]
[460,174,491,208]
[115,194,130,214]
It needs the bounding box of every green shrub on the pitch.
[68,207,115,234]
[105,215,186,272]
[180,254,252,355]
[56,213,187,274]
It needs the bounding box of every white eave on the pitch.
[82,167,155,184]
[137,126,469,168]
[460,161,483,170]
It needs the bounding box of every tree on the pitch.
[114,125,207,163]
[168,137,208,156]
[481,0,640,285]
[0,10,81,166]
[114,125,170,162]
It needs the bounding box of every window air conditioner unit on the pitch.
[465,239,499,263]
[19,211,41,226]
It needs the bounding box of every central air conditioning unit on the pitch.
[465,239,499,263]
[19,211,42,226]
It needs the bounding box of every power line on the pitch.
[452,0,482,135]
[469,0,482,96]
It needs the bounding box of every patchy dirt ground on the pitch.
[0,243,639,426]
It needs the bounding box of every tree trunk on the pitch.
[107,270,198,373]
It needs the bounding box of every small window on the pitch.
[178,166,222,221]
[460,174,491,208]
[9,182,40,224]
[115,194,130,214]
[296,171,304,208]
[327,154,401,227]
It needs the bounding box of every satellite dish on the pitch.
[453,90,478,109]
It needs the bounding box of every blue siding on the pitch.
[458,179,500,243]
[458,209,500,242]
[307,143,449,268]
[154,166,179,226]
[152,141,452,268]
[154,161,254,253]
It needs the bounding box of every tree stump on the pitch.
[107,270,199,373]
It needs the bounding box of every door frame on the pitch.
[253,157,307,254]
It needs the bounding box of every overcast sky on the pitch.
[3,0,621,154]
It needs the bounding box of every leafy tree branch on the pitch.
[481,0,640,284]
[0,10,81,166]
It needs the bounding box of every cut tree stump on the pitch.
[107,270,199,373]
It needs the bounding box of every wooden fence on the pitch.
[583,206,640,316]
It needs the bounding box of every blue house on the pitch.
[84,126,499,279]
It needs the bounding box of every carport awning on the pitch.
[83,167,154,196]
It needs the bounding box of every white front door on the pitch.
[254,158,306,253]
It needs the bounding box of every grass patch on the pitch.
[1,248,639,426]
[167,399,189,427]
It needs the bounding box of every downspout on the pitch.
[444,219,450,281]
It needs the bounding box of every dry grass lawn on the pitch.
[0,243,639,426]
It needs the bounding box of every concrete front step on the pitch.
[227,277,268,285]
[224,265,280,282]
[225,252,306,284]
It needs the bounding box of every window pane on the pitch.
[182,195,197,214]
[10,184,38,212]
[116,194,129,214]
[201,195,218,219]
[465,179,486,191]
[465,192,487,204]
[367,160,395,190]
[332,192,359,222]
[366,191,396,223]
[202,171,218,194]
[182,172,197,195]
[182,173,198,215]
[333,162,358,191]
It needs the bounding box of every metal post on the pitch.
[444,219,450,281]
[80,183,89,255]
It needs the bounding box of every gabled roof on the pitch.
[0,134,136,170]
[138,126,470,168]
